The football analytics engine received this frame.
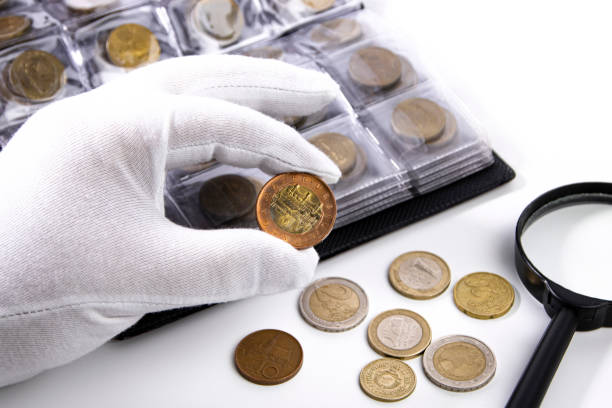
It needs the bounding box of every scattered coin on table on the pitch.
[423,335,496,392]
[302,0,335,13]
[453,272,515,319]
[389,251,451,299]
[368,309,432,359]
[234,329,303,385]
[9,50,66,102]
[106,23,160,68]
[359,358,416,402]
[392,98,447,143]
[349,46,402,88]
[310,132,358,177]
[191,0,244,46]
[199,174,258,223]
[299,277,368,332]
[0,16,32,43]
[256,172,336,249]
[309,18,362,46]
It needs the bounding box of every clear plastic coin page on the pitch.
[260,0,361,32]
[0,3,56,49]
[42,0,148,26]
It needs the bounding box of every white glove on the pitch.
[0,55,341,387]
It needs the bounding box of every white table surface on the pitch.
[1,1,611,407]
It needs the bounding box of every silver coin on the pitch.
[422,335,496,392]
[191,0,244,47]
[299,277,368,332]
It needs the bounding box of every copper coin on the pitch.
[392,98,447,143]
[8,50,66,102]
[309,132,358,177]
[199,174,257,221]
[106,23,160,68]
[302,0,335,13]
[0,16,31,42]
[192,0,244,45]
[348,46,402,88]
[310,18,361,46]
[235,329,303,385]
[256,173,336,249]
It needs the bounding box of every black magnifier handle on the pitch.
[507,306,578,408]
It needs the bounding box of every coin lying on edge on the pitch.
[389,251,451,299]
[348,46,402,89]
[360,358,416,402]
[191,0,244,46]
[235,329,303,385]
[392,98,447,143]
[367,309,431,359]
[302,0,335,13]
[256,173,336,249]
[0,16,32,42]
[299,277,368,332]
[423,335,496,392]
[309,132,358,177]
[9,50,66,102]
[453,272,515,319]
[309,18,361,46]
[106,23,160,68]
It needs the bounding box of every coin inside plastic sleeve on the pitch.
[348,46,403,89]
[423,335,496,392]
[427,108,458,147]
[309,132,358,177]
[299,277,368,332]
[367,309,431,359]
[309,18,362,46]
[8,50,66,102]
[234,329,303,385]
[453,272,515,319]
[0,16,32,42]
[191,0,244,46]
[64,0,118,11]
[106,23,161,68]
[359,358,416,402]
[199,174,257,223]
[256,173,336,249]
[389,251,451,299]
[302,0,335,13]
[391,98,447,143]
[242,46,283,60]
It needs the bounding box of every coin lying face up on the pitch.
[64,0,118,11]
[191,0,244,46]
[359,358,416,402]
[423,335,496,392]
[299,277,368,332]
[106,23,161,68]
[309,18,362,46]
[309,132,358,177]
[367,309,431,359]
[389,251,451,299]
[349,46,403,89]
[256,173,336,249]
[199,174,258,223]
[235,329,303,385]
[8,50,66,102]
[453,272,515,319]
[391,98,448,143]
[0,16,32,42]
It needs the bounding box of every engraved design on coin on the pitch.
[392,98,446,143]
[0,16,32,42]
[359,358,416,402]
[423,335,496,392]
[454,272,515,319]
[8,50,66,102]
[399,257,442,290]
[192,0,244,45]
[376,315,423,350]
[348,46,402,88]
[270,184,322,234]
[106,23,160,68]
[310,283,359,322]
[389,251,451,299]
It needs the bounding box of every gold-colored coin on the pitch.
[310,18,361,46]
[389,251,451,299]
[192,0,244,45]
[8,50,66,102]
[309,132,358,177]
[242,46,283,60]
[453,272,515,319]
[392,98,447,143]
[367,309,431,359]
[0,16,31,42]
[348,46,402,88]
[302,0,335,13]
[106,23,160,68]
[256,173,336,249]
[359,358,416,402]
[427,108,458,146]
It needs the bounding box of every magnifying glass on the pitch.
[507,182,612,407]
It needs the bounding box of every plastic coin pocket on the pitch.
[260,0,361,32]
[41,0,147,26]
[73,2,181,87]
[233,35,312,66]
[0,4,56,49]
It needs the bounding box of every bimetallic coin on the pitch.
[199,174,257,221]
[0,16,31,42]
[389,251,451,299]
[348,46,402,88]
[392,98,447,143]
[423,335,496,392]
[242,46,283,60]
[235,329,303,385]
[368,309,431,359]
[64,0,118,11]
[453,272,515,319]
[256,173,336,249]
[192,0,244,46]
[309,18,361,46]
[299,277,368,332]
[309,132,358,177]
[106,23,160,68]
[359,358,416,402]
[302,0,334,13]
[8,50,65,102]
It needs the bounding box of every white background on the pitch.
[1,0,611,407]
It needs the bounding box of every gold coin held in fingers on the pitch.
[392,98,447,143]
[0,15,31,42]
[348,46,402,88]
[453,272,515,319]
[8,50,66,101]
[359,358,416,402]
[106,23,160,68]
[309,132,358,177]
[367,309,431,359]
[389,251,451,299]
[256,173,336,249]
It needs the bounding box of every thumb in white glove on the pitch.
[0,55,341,387]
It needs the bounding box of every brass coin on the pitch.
[256,173,336,249]
[427,108,458,146]
[192,0,244,45]
[309,132,358,177]
[0,16,31,42]
[423,335,496,392]
[367,309,431,359]
[309,18,361,46]
[389,251,451,299]
[8,50,65,102]
[392,98,447,143]
[302,0,335,13]
[453,272,515,319]
[234,329,303,385]
[199,174,257,221]
[359,358,416,402]
[106,23,160,68]
[242,46,283,60]
[348,46,402,88]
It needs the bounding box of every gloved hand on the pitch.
[0,55,341,387]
